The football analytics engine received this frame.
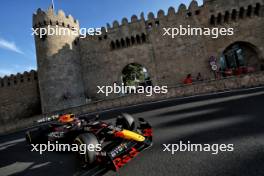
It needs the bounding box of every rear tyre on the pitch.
[74,133,99,167]
[116,113,135,130]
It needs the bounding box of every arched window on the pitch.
[116,40,120,49]
[239,7,245,18]
[210,15,215,25]
[222,42,260,72]
[121,63,152,87]
[195,10,200,15]
[147,23,153,30]
[126,37,130,47]
[41,34,47,41]
[7,78,10,86]
[254,3,261,16]
[231,9,237,20]
[136,35,141,44]
[187,12,192,17]
[14,79,17,85]
[20,76,24,83]
[131,36,135,45]
[141,33,146,43]
[217,13,222,24]
[121,39,125,47]
[247,5,252,17]
[74,39,78,46]
[110,41,115,50]
[224,11,230,22]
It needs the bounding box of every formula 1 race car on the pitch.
[25,113,152,171]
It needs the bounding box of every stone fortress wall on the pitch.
[0,0,264,133]
[51,72,264,117]
[1,71,263,135]
[33,7,86,113]
[80,0,264,101]
[33,0,264,113]
[0,71,41,127]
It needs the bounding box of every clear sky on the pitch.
[0,0,203,77]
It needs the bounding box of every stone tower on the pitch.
[33,5,85,113]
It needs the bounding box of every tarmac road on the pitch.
[1,87,264,176]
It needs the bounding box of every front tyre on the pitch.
[74,133,99,167]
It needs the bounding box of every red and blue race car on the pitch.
[25,113,153,171]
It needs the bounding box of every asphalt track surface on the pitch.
[1,87,264,176]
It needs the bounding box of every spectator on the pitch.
[183,74,193,85]
[196,72,203,81]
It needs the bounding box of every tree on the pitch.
[122,63,145,86]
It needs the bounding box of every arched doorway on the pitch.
[220,42,262,76]
[121,63,152,87]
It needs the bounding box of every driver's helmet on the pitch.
[58,114,75,123]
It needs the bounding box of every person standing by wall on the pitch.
[183,74,193,85]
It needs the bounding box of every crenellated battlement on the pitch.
[0,70,38,88]
[92,0,263,50]
[209,2,262,25]
[32,6,79,30]
[109,33,148,50]
[92,0,203,45]
[100,0,201,32]
[92,0,205,50]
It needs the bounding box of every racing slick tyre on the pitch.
[74,133,100,167]
[116,113,135,130]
